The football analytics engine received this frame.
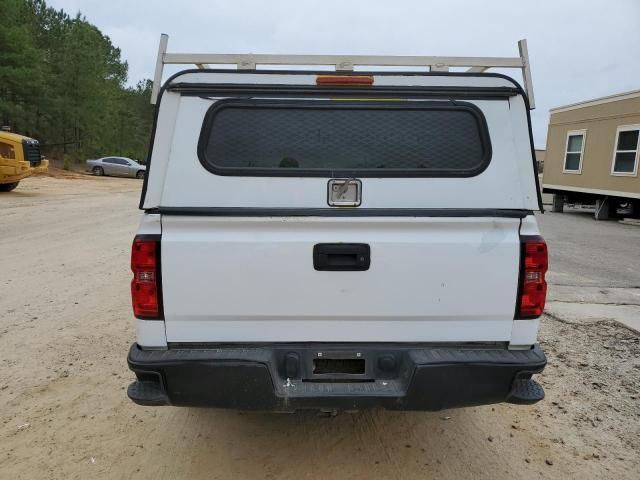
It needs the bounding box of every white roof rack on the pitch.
[151,34,535,109]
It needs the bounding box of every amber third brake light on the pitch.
[316,75,374,86]
[131,235,163,319]
[517,237,548,319]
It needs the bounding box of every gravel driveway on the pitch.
[1,174,638,479]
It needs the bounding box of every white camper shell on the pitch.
[127,36,548,412]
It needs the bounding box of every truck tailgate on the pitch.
[161,216,521,343]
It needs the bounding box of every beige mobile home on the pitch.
[542,90,640,220]
[535,149,545,173]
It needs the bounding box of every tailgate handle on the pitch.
[313,244,370,271]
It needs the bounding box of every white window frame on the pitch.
[611,124,640,177]
[562,129,587,174]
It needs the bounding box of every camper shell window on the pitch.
[198,99,492,177]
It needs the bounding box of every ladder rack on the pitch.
[151,34,535,109]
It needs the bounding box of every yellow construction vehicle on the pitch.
[0,130,49,191]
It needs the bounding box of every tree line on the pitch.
[0,0,153,165]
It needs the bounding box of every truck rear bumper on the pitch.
[127,343,546,411]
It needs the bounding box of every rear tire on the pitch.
[136,170,145,179]
[92,166,104,176]
[0,181,19,192]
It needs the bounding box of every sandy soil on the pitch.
[1,175,638,479]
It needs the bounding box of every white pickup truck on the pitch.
[127,36,548,411]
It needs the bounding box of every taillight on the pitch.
[131,235,163,319]
[516,236,548,319]
[316,75,374,86]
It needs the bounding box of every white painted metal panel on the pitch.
[161,216,521,342]
[510,319,540,347]
[520,214,541,236]
[142,93,180,208]
[137,320,167,348]
[137,212,161,235]
[165,319,512,343]
[146,95,538,210]
[142,72,538,211]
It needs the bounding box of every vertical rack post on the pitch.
[151,34,169,104]
[518,39,535,109]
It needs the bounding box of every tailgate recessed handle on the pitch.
[313,243,370,271]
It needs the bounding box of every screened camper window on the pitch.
[198,99,492,177]
[563,130,586,173]
[611,126,639,176]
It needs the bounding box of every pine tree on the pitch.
[0,0,152,162]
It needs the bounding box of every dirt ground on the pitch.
[1,174,638,479]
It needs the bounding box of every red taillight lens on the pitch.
[517,237,548,318]
[316,75,374,86]
[131,236,162,319]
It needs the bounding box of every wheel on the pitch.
[92,166,104,176]
[136,170,145,179]
[0,181,19,192]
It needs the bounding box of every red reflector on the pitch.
[131,236,162,319]
[316,75,374,86]
[517,238,548,318]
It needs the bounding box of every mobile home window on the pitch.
[198,99,492,177]
[611,126,639,176]
[563,130,586,173]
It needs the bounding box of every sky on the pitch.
[47,0,640,148]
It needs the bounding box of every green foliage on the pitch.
[62,154,72,170]
[0,0,153,162]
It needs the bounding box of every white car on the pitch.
[126,37,548,412]
[86,157,146,178]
